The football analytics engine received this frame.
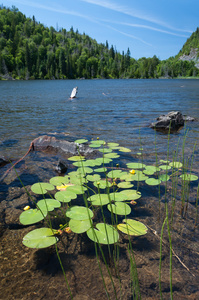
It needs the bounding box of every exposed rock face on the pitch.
[150,111,185,131]
[178,48,199,69]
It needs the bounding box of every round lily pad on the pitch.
[20,209,47,225]
[37,199,61,213]
[90,140,105,145]
[108,202,131,215]
[180,174,198,181]
[169,161,183,168]
[107,170,122,179]
[88,194,110,206]
[107,142,119,148]
[67,185,87,194]
[127,163,146,169]
[95,157,112,164]
[55,190,77,202]
[66,206,94,220]
[22,228,58,248]
[109,192,127,202]
[31,182,55,194]
[87,223,119,245]
[94,167,107,173]
[86,174,101,182]
[69,219,92,233]
[145,178,161,186]
[159,174,170,182]
[119,190,142,200]
[75,139,88,144]
[68,155,85,161]
[49,176,70,186]
[93,180,112,189]
[159,165,172,170]
[118,147,131,152]
[77,167,93,174]
[117,182,134,189]
[104,153,120,159]
[117,219,148,236]
[99,148,113,153]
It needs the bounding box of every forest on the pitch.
[0,5,199,80]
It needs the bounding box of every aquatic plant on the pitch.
[19,138,198,249]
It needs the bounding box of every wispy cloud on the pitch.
[81,0,192,34]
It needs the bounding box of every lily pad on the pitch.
[67,185,87,194]
[95,157,112,164]
[93,180,112,189]
[107,170,122,179]
[20,209,47,225]
[77,167,93,174]
[69,219,92,233]
[88,194,110,205]
[86,174,101,182]
[90,140,105,145]
[94,167,107,173]
[37,199,61,212]
[180,174,198,181]
[99,148,113,153]
[22,228,58,248]
[87,223,119,245]
[75,139,88,144]
[68,155,85,161]
[55,190,77,202]
[117,219,148,236]
[159,174,170,182]
[159,165,172,170]
[104,153,120,159]
[66,206,94,220]
[107,142,119,148]
[109,192,127,202]
[117,182,134,189]
[49,176,70,186]
[119,147,131,152]
[107,202,131,215]
[120,190,142,200]
[127,162,146,169]
[169,161,183,168]
[31,182,55,194]
[145,178,161,186]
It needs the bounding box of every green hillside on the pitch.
[0,5,198,80]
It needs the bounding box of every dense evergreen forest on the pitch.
[0,5,199,80]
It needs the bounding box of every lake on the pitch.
[0,79,199,299]
[0,79,199,162]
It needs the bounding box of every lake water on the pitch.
[1,79,199,299]
[0,79,199,165]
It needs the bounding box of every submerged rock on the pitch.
[55,159,68,174]
[150,111,194,132]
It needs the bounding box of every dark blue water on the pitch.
[0,79,199,168]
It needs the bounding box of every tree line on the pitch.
[0,6,199,80]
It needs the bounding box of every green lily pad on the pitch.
[77,167,93,174]
[66,206,94,220]
[180,174,198,181]
[109,192,127,202]
[107,170,122,179]
[104,153,120,159]
[159,174,170,182]
[94,167,107,173]
[95,157,112,164]
[107,202,131,215]
[86,174,101,182]
[145,178,161,186]
[75,139,88,144]
[130,171,148,181]
[119,147,131,152]
[145,165,160,172]
[69,176,88,185]
[117,182,134,189]
[99,148,113,153]
[55,190,77,202]
[159,165,172,170]
[117,219,148,236]
[89,143,101,148]
[88,194,110,205]
[90,140,105,145]
[87,223,119,245]
[68,155,85,161]
[169,161,183,168]
[127,163,146,169]
[120,173,135,181]
[120,190,142,200]
[160,159,170,164]
[69,219,92,233]
[22,228,58,248]
[67,185,87,194]
[31,182,55,194]
[93,180,112,189]
[37,199,61,213]
[20,209,47,225]
[49,176,70,186]
[107,142,119,148]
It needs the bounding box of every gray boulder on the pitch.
[150,111,185,132]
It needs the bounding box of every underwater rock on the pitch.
[55,159,68,174]
[31,135,95,157]
[150,111,185,132]
[0,156,10,167]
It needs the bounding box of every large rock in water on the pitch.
[31,135,95,157]
[150,111,185,132]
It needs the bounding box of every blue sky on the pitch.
[2,0,199,60]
